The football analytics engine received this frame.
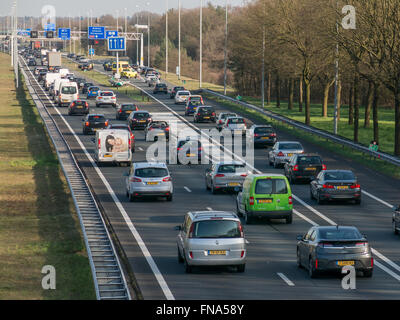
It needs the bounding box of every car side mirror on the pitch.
[175,225,182,231]
[296,235,303,241]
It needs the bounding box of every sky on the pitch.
[1,0,248,17]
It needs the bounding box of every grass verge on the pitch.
[0,52,96,299]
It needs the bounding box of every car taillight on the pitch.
[249,196,254,206]
[215,174,225,178]
[112,96,116,99]
[197,113,200,116]
[371,257,374,267]
[240,250,245,258]
[189,251,193,259]
[105,121,109,126]
[71,103,75,107]
[323,184,334,189]
[162,177,172,182]
[85,121,89,127]
[219,120,223,124]
[254,133,259,137]
[288,196,293,205]
[98,97,102,99]
[86,103,89,108]
[277,151,284,157]
[322,164,327,170]
[315,259,318,269]
[198,147,203,151]
[130,177,142,182]
[119,109,122,113]
[270,133,276,137]
[241,174,247,177]
[355,242,367,246]
[98,139,101,149]
[350,184,361,189]
[318,242,333,247]
[188,224,194,238]
[212,112,215,116]
[130,133,134,140]
[128,137,131,147]
[293,165,299,171]
[237,221,244,238]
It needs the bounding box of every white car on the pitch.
[96,91,117,108]
[223,117,247,135]
[148,76,160,87]
[175,90,191,105]
[145,73,158,83]
[268,141,305,168]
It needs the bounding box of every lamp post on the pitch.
[124,8,127,56]
[136,5,140,66]
[146,2,151,67]
[165,0,168,75]
[223,0,228,95]
[178,0,181,80]
[333,0,339,135]
[200,0,202,88]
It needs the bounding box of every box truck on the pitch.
[47,52,61,67]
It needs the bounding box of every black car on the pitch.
[251,125,277,147]
[284,153,326,184]
[310,170,361,204]
[68,100,89,115]
[116,103,139,120]
[170,86,186,99]
[38,70,48,82]
[28,58,37,66]
[177,139,203,164]
[193,106,216,123]
[296,226,373,278]
[82,114,109,135]
[153,83,168,94]
[393,205,400,235]
[128,111,152,130]
[82,82,94,94]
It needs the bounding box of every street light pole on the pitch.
[124,8,127,56]
[223,0,228,95]
[200,0,202,88]
[333,0,339,135]
[147,2,151,67]
[178,0,181,80]
[165,0,168,75]
[136,6,139,65]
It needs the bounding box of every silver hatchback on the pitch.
[268,141,304,168]
[125,162,173,201]
[176,211,247,273]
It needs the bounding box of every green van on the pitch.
[236,174,293,224]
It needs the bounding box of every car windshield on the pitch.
[88,115,105,121]
[85,83,93,87]
[217,164,246,173]
[297,156,322,165]
[324,171,355,180]
[61,86,77,94]
[135,167,168,178]
[254,127,274,134]
[134,113,149,119]
[221,113,236,119]
[255,179,288,194]
[101,92,114,96]
[279,143,302,150]
[122,104,137,110]
[319,228,362,240]
[228,118,244,124]
[192,220,241,238]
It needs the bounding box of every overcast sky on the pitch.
[1,0,247,17]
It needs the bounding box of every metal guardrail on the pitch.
[19,58,131,300]
[202,88,400,167]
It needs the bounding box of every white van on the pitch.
[53,78,70,100]
[58,82,79,107]
[94,129,132,166]
[44,73,61,91]
[59,68,70,78]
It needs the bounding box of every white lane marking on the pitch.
[206,207,213,211]
[277,273,295,286]
[371,249,400,274]
[129,80,400,282]
[362,190,393,208]
[184,186,192,193]
[25,65,175,300]
[138,147,144,151]
[293,209,318,226]
[374,261,400,281]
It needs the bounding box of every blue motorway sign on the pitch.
[45,23,56,31]
[89,48,95,56]
[106,30,118,38]
[17,29,31,36]
[58,28,71,40]
[108,37,126,51]
[88,26,105,39]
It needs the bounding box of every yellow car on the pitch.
[121,69,138,79]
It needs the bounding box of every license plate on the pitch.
[204,116,210,119]
[257,199,273,203]
[287,153,293,157]
[305,167,316,171]
[104,154,112,158]
[228,182,240,186]
[208,250,226,255]
[139,120,146,123]
[187,153,196,157]
[159,133,165,136]
[337,261,354,266]
[77,106,83,109]
[234,130,242,134]
[261,137,269,140]
[146,182,158,185]
[126,111,131,114]
[336,186,348,190]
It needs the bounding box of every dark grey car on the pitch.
[310,170,361,204]
[393,205,400,235]
[296,226,373,278]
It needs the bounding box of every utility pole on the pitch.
[178,0,181,80]
[165,0,168,75]
[136,6,139,65]
[79,11,81,55]
[147,2,151,67]
[261,2,265,108]
[200,0,203,88]
[124,8,127,56]
[69,14,71,54]
[223,0,228,95]
[333,0,339,135]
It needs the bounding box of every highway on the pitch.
[22,57,400,300]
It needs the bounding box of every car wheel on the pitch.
[355,198,361,205]
[177,246,184,263]
[126,189,129,198]
[285,214,293,224]
[268,156,273,166]
[184,257,192,273]
[317,192,324,205]
[129,193,135,202]
[363,269,373,278]
[205,179,210,190]
[273,159,279,169]
[237,264,245,273]
[236,200,242,217]
[393,220,399,235]
[308,257,317,278]
[296,249,303,268]
[167,194,173,201]
[211,183,218,195]
[244,210,252,225]
[310,187,315,199]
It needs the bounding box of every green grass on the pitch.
[204,93,400,180]
[0,52,96,299]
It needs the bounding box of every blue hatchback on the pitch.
[87,86,100,99]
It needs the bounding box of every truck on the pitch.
[94,129,132,166]
[47,51,61,67]
[44,73,61,91]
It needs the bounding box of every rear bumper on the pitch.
[186,251,246,267]
[248,209,292,219]
[320,192,361,200]
[315,254,373,272]
[254,138,276,146]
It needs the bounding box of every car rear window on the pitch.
[192,220,241,238]
[217,164,246,173]
[74,101,86,106]
[297,156,322,165]
[255,179,288,194]
[199,107,214,113]
[61,86,77,94]
[122,104,137,111]
[174,87,184,91]
[85,83,94,87]
[221,113,236,119]
[88,115,105,121]
[190,97,202,102]
[157,84,167,87]
[134,112,150,118]
[280,143,302,150]
[178,140,202,149]
[324,171,355,180]
[228,118,245,124]
[101,92,114,96]
[135,168,168,178]
[319,228,362,240]
[254,127,274,134]
[89,87,99,91]
[178,91,190,96]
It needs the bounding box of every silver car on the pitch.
[125,162,173,201]
[216,112,237,131]
[176,211,247,273]
[96,90,117,108]
[223,116,247,135]
[268,141,304,168]
[175,90,191,105]
[205,161,251,194]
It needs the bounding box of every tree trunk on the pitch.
[337,80,342,121]
[298,76,303,112]
[353,73,360,142]
[304,79,311,125]
[364,80,373,128]
[288,78,294,110]
[348,85,354,125]
[394,89,400,156]
[276,74,281,107]
[372,82,379,144]
[267,70,271,105]
[322,80,334,117]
